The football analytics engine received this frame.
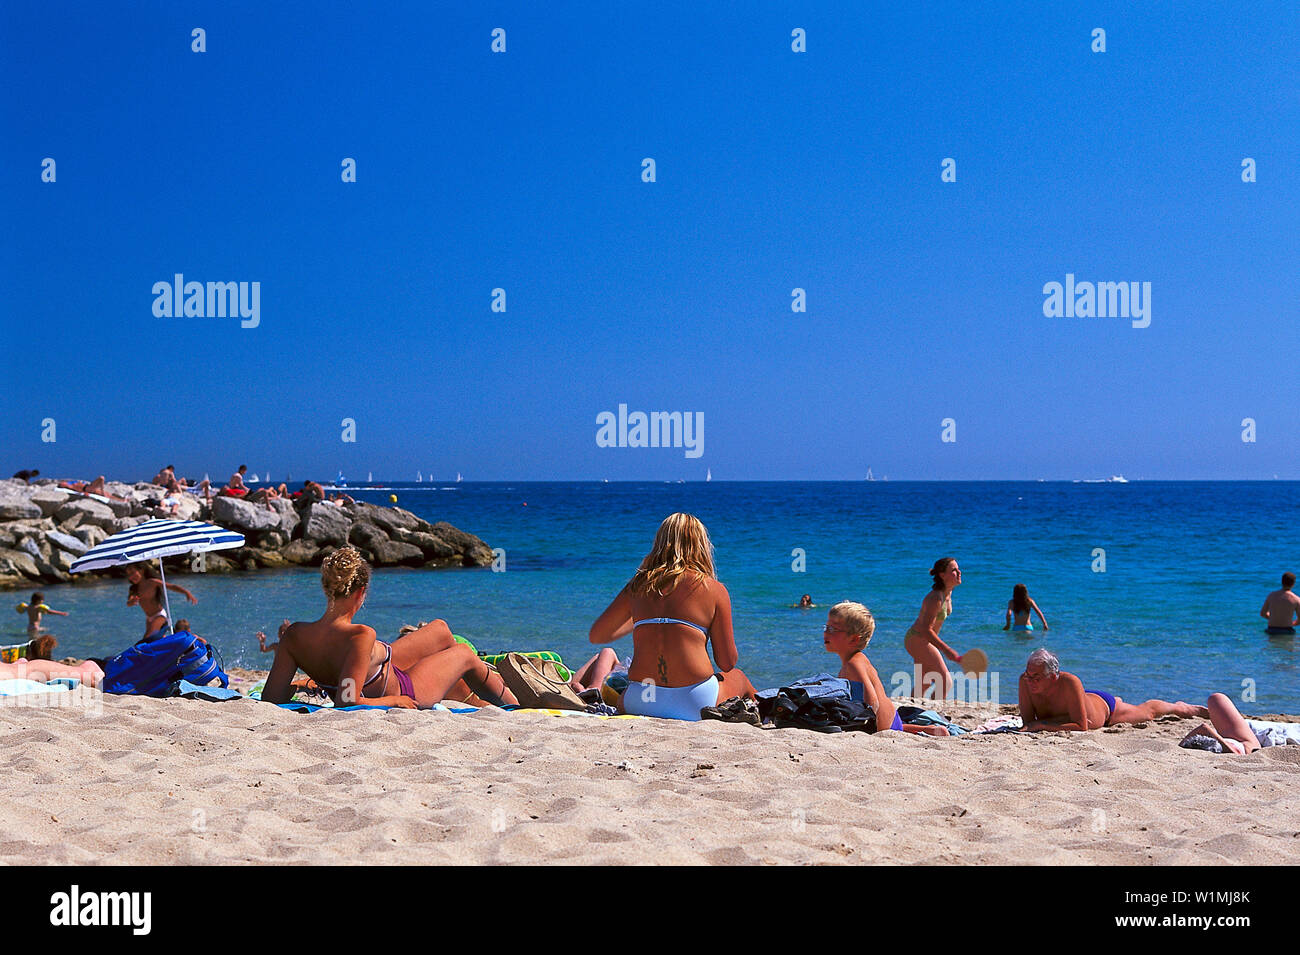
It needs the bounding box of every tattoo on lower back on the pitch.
[657,655,668,684]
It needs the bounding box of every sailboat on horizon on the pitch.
[706,468,712,482]
[416,471,422,483]
[866,467,874,481]
[456,472,463,483]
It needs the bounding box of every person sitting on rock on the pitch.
[257,546,518,710]
[219,465,250,497]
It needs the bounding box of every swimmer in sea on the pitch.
[15,592,68,635]
[1003,583,1048,632]
[1261,573,1300,635]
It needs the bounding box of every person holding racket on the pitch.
[903,557,971,700]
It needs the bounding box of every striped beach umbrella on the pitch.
[71,519,244,633]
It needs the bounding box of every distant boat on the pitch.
[602,478,609,483]
[456,473,462,483]
[866,467,874,481]
[335,470,346,487]
[706,468,712,482]
[247,472,260,484]
[1109,475,1128,483]
[368,471,373,482]
[416,471,422,483]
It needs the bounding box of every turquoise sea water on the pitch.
[15,482,1300,712]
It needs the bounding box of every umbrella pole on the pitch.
[156,558,175,635]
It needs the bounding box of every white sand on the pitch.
[3,676,1297,865]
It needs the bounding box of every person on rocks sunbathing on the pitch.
[1018,648,1207,731]
[257,546,517,710]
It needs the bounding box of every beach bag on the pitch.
[497,652,586,711]
[480,650,574,683]
[102,629,229,697]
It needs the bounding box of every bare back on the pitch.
[1264,590,1300,627]
[626,574,734,688]
[275,617,389,696]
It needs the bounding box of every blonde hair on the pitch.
[628,513,716,596]
[321,546,370,601]
[829,601,875,651]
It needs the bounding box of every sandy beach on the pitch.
[3,672,1297,866]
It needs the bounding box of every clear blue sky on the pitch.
[3,2,1296,481]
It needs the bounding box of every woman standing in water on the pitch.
[1004,583,1049,632]
[903,557,967,700]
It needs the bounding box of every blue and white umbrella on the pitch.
[71,519,244,633]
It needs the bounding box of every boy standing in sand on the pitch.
[1260,573,1300,635]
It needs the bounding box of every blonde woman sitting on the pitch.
[258,546,516,709]
[590,512,755,720]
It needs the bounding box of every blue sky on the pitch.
[3,2,1296,481]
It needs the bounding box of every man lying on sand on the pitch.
[1018,648,1207,732]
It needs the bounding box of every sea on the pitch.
[14,481,1300,712]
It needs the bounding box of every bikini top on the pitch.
[633,617,709,636]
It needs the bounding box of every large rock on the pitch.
[198,553,235,574]
[30,488,72,518]
[302,503,351,547]
[0,549,40,579]
[242,547,289,569]
[46,530,88,556]
[211,496,281,534]
[393,528,456,558]
[348,522,390,553]
[0,486,41,521]
[257,529,289,549]
[54,499,116,531]
[18,537,47,561]
[347,501,419,536]
[429,522,495,564]
[49,549,77,573]
[72,525,107,549]
[371,541,426,567]
[281,540,322,565]
[269,499,299,538]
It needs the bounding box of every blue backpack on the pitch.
[101,629,229,697]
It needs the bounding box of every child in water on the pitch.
[15,592,68,635]
[1004,583,1049,632]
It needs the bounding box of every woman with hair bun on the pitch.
[902,557,968,700]
[257,546,516,709]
